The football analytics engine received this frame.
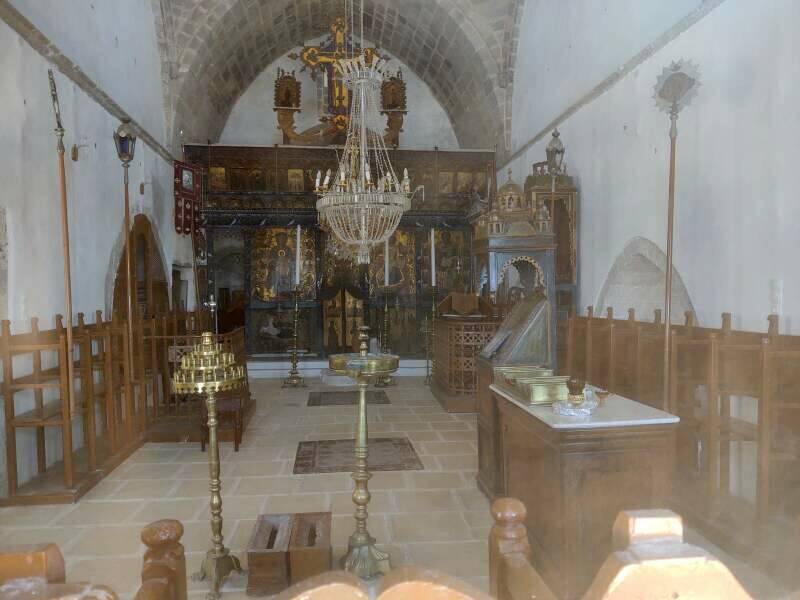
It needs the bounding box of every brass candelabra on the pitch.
[173,332,245,600]
[425,285,438,386]
[375,287,395,387]
[328,326,399,578]
[283,286,305,387]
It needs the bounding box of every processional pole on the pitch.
[48,70,76,417]
[654,60,699,412]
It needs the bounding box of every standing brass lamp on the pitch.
[425,285,438,386]
[283,285,305,387]
[173,332,245,599]
[329,326,398,578]
[375,288,395,387]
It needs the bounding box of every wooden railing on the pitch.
[565,306,800,584]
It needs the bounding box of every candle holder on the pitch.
[173,333,246,599]
[329,326,399,578]
[425,285,438,386]
[375,287,395,387]
[283,286,305,388]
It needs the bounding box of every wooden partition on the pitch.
[565,306,800,586]
[0,309,210,505]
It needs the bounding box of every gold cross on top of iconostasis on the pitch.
[289,14,382,132]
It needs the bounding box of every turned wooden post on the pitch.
[707,333,720,515]
[489,498,530,600]
[757,337,771,523]
[0,543,65,584]
[684,310,695,332]
[565,309,576,377]
[767,314,779,341]
[721,312,732,337]
[607,307,616,391]
[135,519,187,600]
[667,329,678,413]
[585,306,594,385]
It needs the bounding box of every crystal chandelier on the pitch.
[316,52,411,264]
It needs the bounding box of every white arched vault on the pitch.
[596,237,696,324]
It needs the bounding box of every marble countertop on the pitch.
[490,384,680,430]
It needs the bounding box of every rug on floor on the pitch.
[306,390,390,406]
[293,437,423,474]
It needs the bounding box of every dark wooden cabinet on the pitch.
[492,386,677,599]
[476,359,503,497]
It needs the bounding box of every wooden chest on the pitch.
[288,512,332,584]
[246,512,332,595]
[246,513,292,595]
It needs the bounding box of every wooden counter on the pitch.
[487,384,678,599]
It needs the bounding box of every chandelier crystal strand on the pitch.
[316,53,411,264]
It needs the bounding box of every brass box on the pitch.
[513,375,570,404]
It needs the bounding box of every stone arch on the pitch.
[596,236,695,324]
[167,0,506,152]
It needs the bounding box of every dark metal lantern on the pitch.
[113,119,137,164]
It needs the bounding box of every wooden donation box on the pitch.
[433,293,500,413]
[490,383,678,599]
[477,296,554,497]
[247,512,332,595]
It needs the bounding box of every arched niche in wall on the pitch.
[111,214,170,320]
[596,236,695,324]
[498,256,546,309]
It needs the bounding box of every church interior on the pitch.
[0,0,798,598]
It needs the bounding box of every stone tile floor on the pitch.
[0,377,790,599]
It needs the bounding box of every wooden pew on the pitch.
[0,519,186,600]
[566,307,800,586]
[272,497,751,599]
[488,497,750,600]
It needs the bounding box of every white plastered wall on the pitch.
[0,4,190,490]
[506,0,800,334]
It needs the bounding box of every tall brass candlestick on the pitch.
[283,286,305,387]
[375,287,394,387]
[425,285,438,386]
[174,333,245,599]
[329,326,398,578]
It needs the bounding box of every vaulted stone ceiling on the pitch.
[153,0,525,153]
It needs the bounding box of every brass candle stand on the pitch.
[283,285,305,388]
[425,285,438,386]
[173,332,245,599]
[375,287,395,387]
[328,326,399,578]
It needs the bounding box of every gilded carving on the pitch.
[251,228,316,301]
